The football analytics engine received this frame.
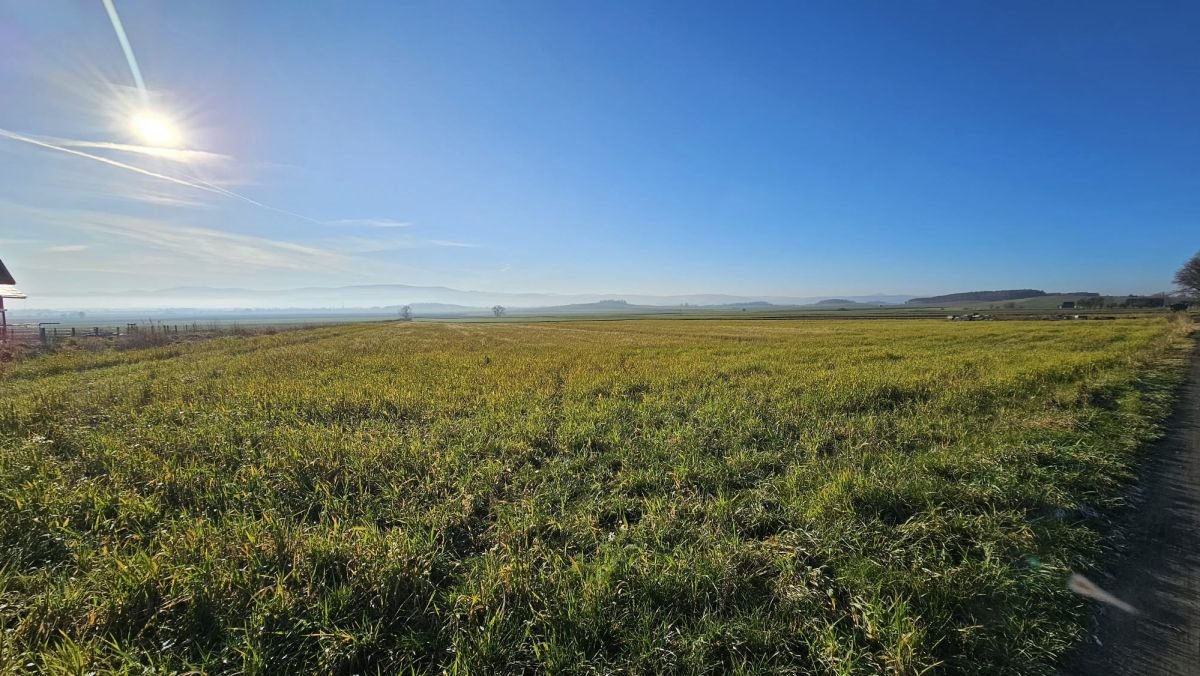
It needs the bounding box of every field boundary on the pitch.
[1062,331,1200,674]
[1,318,1191,673]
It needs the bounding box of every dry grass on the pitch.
[0,318,1192,674]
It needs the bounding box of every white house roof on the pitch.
[0,284,26,299]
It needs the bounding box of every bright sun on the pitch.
[131,112,181,147]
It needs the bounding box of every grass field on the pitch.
[0,318,1193,674]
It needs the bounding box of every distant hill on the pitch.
[907,290,1048,305]
[510,300,782,314]
[512,300,641,314]
[557,300,632,310]
[27,285,915,311]
[408,302,484,315]
[907,290,1104,306]
[707,301,776,309]
[815,299,856,305]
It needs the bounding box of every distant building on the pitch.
[1059,301,1076,309]
[0,257,15,287]
[0,256,27,343]
[1125,296,1166,309]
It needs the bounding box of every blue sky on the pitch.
[0,1,1197,305]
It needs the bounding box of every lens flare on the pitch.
[131,112,180,147]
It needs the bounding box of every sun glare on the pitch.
[131,112,181,147]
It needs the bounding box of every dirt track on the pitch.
[1063,349,1200,674]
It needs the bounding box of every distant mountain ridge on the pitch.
[906,289,1100,305]
[27,284,915,311]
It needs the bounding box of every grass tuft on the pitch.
[0,318,1192,673]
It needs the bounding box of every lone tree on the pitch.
[1176,251,1200,298]
[399,305,412,321]
[492,305,506,317]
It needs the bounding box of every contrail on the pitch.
[0,128,322,224]
[20,2,329,226]
[0,128,230,196]
[188,176,325,225]
[101,0,149,107]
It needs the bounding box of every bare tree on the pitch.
[399,305,412,321]
[492,305,506,317]
[1176,251,1200,298]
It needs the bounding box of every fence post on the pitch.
[71,327,77,337]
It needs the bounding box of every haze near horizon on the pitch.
[1,1,1197,308]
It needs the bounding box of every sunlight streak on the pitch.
[0,128,323,224]
[0,127,228,195]
[39,136,230,163]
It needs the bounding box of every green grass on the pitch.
[0,318,1192,674]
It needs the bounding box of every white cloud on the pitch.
[0,127,240,200]
[323,236,423,254]
[0,128,323,225]
[325,218,413,229]
[102,187,216,209]
[83,220,346,272]
[39,136,232,164]
[1,201,348,274]
[44,244,90,253]
[427,239,479,248]
[322,236,481,254]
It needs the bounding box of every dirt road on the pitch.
[1063,350,1200,674]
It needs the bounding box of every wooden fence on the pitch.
[2,323,190,348]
